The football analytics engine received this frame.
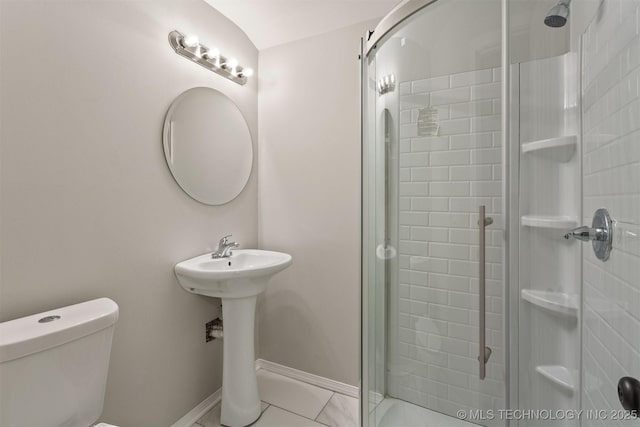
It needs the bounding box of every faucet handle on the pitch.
[564,225,610,242]
[563,208,614,262]
[218,235,232,247]
[564,226,593,241]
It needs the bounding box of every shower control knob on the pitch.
[563,226,608,242]
[564,208,613,261]
[618,376,640,415]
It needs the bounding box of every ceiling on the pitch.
[202,0,400,50]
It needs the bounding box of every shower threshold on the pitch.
[372,398,478,427]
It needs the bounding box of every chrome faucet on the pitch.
[563,225,608,242]
[563,208,614,261]
[212,235,239,259]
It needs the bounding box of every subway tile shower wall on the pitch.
[581,1,640,424]
[389,67,504,422]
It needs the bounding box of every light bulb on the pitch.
[226,58,239,69]
[241,68,254,77]
[182,34,199,48]
[204,48,220,59]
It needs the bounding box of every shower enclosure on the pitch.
[361,0,640,426]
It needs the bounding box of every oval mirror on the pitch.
[162,87,253,205]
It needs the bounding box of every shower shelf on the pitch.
[521,135,577,161]
[521,215,578,229]
[521,289,579,316]
[536,365,576,394]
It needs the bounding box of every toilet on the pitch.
[0,298,119,427]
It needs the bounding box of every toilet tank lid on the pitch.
[0,298,119,363]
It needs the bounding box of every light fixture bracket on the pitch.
[168,30,249,86]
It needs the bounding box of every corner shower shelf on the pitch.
[522,135,577,161]
[536,365,576,394]
[521,215,578,229]
[521,289,579,317]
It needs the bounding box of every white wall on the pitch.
[0,1,258,425]
[257,20,376,386]
[580,0,640,421]
[509,0,570,64]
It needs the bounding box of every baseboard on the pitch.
[255,358,360,398]
[173,360,360,426]
[171,387,222,427]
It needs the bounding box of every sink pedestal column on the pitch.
[220,295,261,427]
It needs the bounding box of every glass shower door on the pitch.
[362,1,507,426]
[364,1,640,426]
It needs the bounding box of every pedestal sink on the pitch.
[174,249,292,427]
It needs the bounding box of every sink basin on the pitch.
[175,249,292,298]
[174,249,292,427]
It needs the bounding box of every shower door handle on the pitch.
[478,205,493,380]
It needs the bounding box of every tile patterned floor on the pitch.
[192,369,358,427]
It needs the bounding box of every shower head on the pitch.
[544,0,571,27]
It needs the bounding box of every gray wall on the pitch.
[0,1,258,425]
[257,20,375,387]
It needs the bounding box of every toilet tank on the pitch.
[0,298,119,427]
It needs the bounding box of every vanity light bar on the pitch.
[168,30,253,86]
